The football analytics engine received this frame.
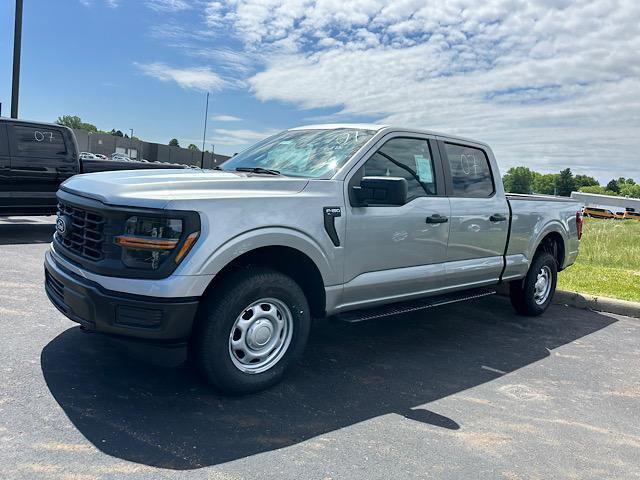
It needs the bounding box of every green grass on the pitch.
[558,218,640,302]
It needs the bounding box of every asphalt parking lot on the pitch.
[1,217,639,480]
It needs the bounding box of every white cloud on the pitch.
[211,127,279,146]
[134,62,230,91]
[145,0,192,12]
[211,114,242,121]
[201,0,640,180]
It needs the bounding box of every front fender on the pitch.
[195,227,338,286]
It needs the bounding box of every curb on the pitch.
[496,285,640,318]
[553,290,640,319]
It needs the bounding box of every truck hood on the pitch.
[61,169,310,208]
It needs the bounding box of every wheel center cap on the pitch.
[247,319,274,349]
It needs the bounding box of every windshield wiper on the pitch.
[235,167,281,175]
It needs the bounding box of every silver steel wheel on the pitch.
[533,265,552,305]
[228,298,294,374]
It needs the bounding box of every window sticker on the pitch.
[415,155,433,183]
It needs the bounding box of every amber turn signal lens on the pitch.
[175,231,199,264]
[115,236,179,250]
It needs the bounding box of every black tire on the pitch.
[509,252,557,316]
[192,267,311,395]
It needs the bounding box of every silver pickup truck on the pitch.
[44,124,583,394]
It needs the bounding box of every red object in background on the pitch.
[576,211,584,240]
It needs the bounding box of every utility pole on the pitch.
[201,92,209,169]
[11,0,24,118]
[130,128,134,139]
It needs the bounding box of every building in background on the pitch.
[73,129,229,168]
[571,191,640,212]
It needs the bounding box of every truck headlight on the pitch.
[115,215,199,270]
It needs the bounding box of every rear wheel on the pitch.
[509,252,557,316]
[193,267,311,395]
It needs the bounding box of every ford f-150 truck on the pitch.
[44,124,583,394]
[0,118,186,216]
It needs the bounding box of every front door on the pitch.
[438,140,509,287]
[342,136,451,310]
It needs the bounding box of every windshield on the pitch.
[219,128,376,178]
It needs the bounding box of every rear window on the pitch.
[443,143,494,197]
[12,125,67,157]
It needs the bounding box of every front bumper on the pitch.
[44,251,200,343]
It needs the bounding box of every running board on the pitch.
[335,287,497,323]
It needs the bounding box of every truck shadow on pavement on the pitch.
[0,223,55,245]
[41,297,615,470]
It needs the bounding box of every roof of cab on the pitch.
[0,117,71,130]
[288,123,488,148]
[289,123,387,131]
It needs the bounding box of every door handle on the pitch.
[490,213,507,222]
[426,214,448,224]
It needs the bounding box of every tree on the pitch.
[620,183,640,198]
[533,173,558,195]
[187,144,200,151]
[169,138,180,147]
[56,115,98,133]
[502,166,536,194]
[110,129,124,137]
[579,185,605,194]
[574,175,599,189]
[618,177,635,186]
[556,168,576,196]
[606,179,620,193]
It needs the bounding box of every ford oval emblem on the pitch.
[56,216,68,237]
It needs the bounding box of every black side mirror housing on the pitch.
[352,176,408,206]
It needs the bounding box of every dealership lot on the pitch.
[1,217,639,480]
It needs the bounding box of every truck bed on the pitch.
[506,193,580,203]
[504,194,582,280]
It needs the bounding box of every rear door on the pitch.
[438,139,509,287]
[342,134,451,309]
[7,123,77,212]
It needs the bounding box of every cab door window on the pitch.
[12,125,67,157]
[360,137,437,202]
[443,143,494,197]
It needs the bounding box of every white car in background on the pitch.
[111,153,133,162]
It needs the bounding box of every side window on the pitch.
[12,125,67,157]
[443,143,494,197]
[361,137,437,201]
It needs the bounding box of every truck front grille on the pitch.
[55,201,106,261]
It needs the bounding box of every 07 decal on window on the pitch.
[460,153,480,175]
[34,131,55,142]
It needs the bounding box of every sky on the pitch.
[0,0,638,182]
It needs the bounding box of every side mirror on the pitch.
[351,176,408,206]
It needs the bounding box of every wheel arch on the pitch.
[533,228,567,271]
[199,229,333,318]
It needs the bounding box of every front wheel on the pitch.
[509,252,557,316]
[192,267,311,395]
